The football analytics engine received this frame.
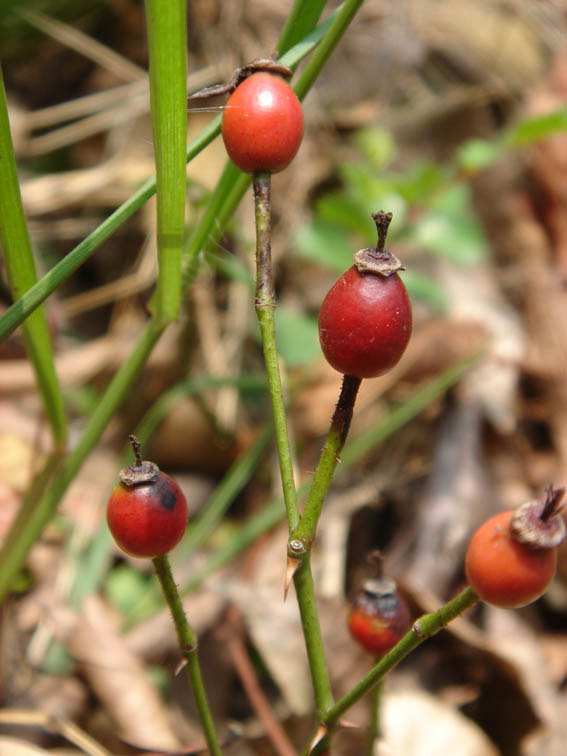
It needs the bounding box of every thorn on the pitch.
[284,555,301,601]
[307,723,328,754]
[174,657,188,676]
[338,718,360,730]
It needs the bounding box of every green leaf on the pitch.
[353,125,397,170]
[294,218,354,273]
[275,307,320,366]
[457,138,506,172]
[409,211,487,265]
[399,269,449,311]
[105,564,153,614]
[315,193,372,236]
[393,161,446,204]
[506,107,567,146]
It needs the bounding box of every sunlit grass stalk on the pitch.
[145,0,187,324]
[0,3,349,341]
[0,66,67,446]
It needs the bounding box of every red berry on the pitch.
[465,508,560,608]
[348,577,412,657]
[318,212,412,379]
[222,72,303,174]
[107,437,188,558]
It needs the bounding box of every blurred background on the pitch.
[1,1,566,754]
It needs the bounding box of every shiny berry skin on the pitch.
[319,212,412,379]
[348,578,412,657]
[222,72,304,174]
[319,266,411,379]
[107,436,188,558]
[465,510,558,608]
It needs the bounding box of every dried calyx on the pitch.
[510,486,566,550]
[119,434,160,487]
[354,211,404,277]
[189,56,293,99]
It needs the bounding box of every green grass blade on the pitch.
[0,66,67,445]
[145,0,187,324]
[277,0,328,56]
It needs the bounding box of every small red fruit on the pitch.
[222,71,304,174]
[107,436,188,558]
[465,488,566,608]
[348,576,412,657]
[318,212,412,379]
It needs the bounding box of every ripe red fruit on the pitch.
[222,71,304,174]
[107,436,188,558]
[318,212,412,379]
[465,488,566,608]
[348,577,412,657]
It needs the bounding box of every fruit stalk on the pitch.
[324,586,479,729]
[289,374,362,550]
[152,555,223,755]
[367,677,382,756]
[252,171,300,531]
[252,170,334,717]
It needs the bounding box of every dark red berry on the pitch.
[107,436,188,558]
[348,576,412,657]
[465,488,566,608]
[222,71,303,174]
[318,212,412,379]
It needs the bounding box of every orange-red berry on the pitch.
[465,509,559,608]
[107,436,188,558]
[222,72,303,174]
[348,577,412,657]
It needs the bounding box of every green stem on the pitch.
[0,321,165,601]
[152,556,222,755]
[367,675,382,755]
[293,555,335,717]
[325,587,479,728]
[0,3,354,342]
[293,0,366,101]
[277,0,327,56]
[253,171,300,532]
[145,0,187,324]
[290,375,361,549]
[0,65,67,446]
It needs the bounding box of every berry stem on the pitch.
[152,555,223,755]
[252,171,334,718]
[129,434,143,467]
[373,210,392,253]
[367,675,383,756]
[289,374,362,549]
[540,485,565,522]
[252,171,300,532]
[320,586,479,733]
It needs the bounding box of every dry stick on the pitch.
[152,555,223,756]
[218,606,297,756]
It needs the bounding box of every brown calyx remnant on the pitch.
[510,486,566,549]
[354,211,404,277]
[119,434,160,486]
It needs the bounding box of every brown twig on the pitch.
[217,605,297,756]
